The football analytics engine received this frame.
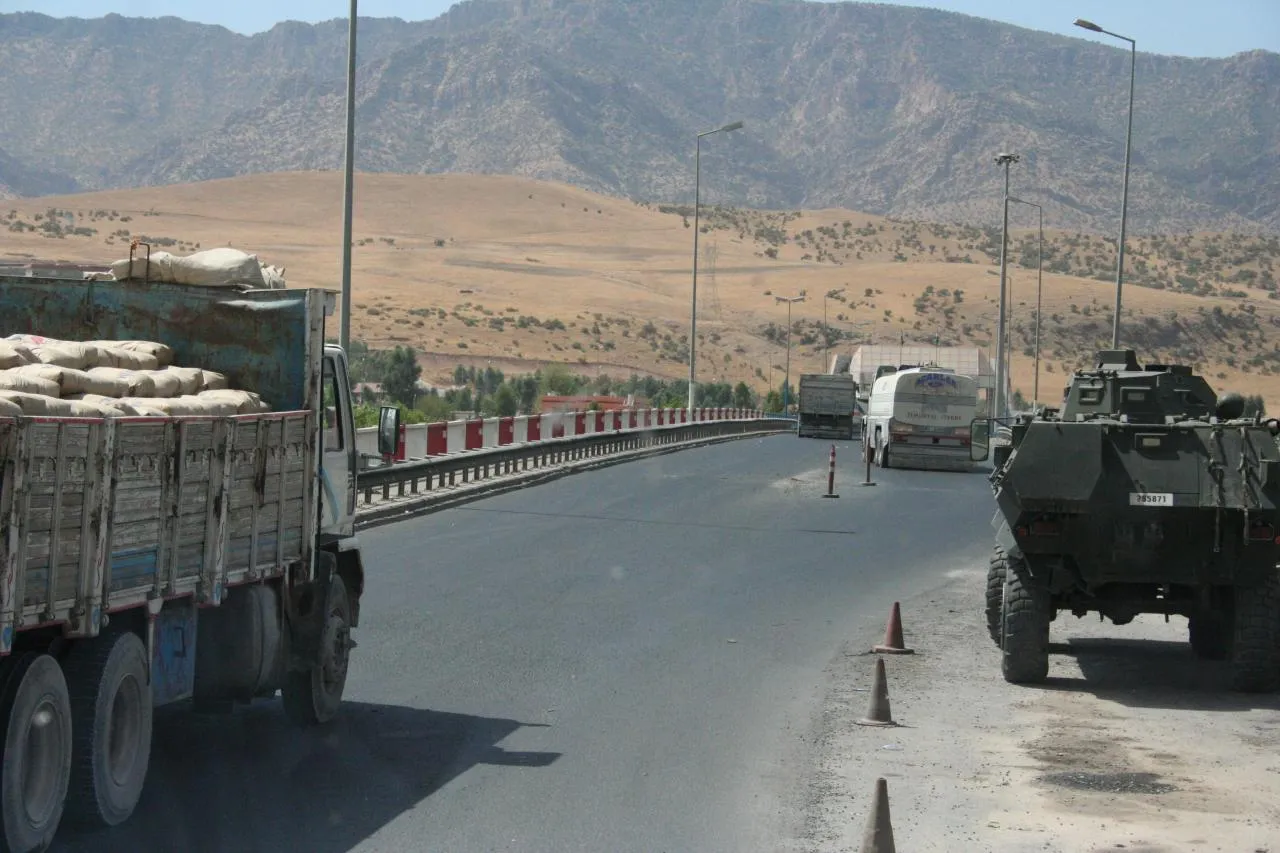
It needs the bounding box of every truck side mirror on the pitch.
[377,406,401,457]
[969,418,990,462]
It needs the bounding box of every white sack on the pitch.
[199,370,228,391]
[0,372,61,397]
[86,367,156,397]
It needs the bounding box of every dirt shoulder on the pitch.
[799,565,1280,853]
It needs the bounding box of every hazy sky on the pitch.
[4,0,1277,58]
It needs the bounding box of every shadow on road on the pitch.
[1034,637,1280,713]
[55,700,560,853]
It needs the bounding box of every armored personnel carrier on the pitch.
[973,350,1280,692]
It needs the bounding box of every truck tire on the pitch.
[877,436,891,469]
[1230,574,1280,693]
[0,653,72,853]
[283,574,353,726]
[63,632,152,828]
[1188,610,1232,661]
[986,549,1010,647]
[1001,562,1051,684]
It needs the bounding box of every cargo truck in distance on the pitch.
[0,273,401,851]
[796,373,860,440]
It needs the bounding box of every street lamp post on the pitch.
[1075,18,1136,349]
[993,152,1020,420]
[823,287,846,372]
[776,294,806,414]
[338,0,358,352]
[1008,197,1043,408]
[689,120,745,411]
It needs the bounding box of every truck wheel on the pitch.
[1188,610,1232,661]
[283,574,353,726]
[1230,574,1280,693]
[63,632,152,828]
[1001,562,1051,684]
[877,437,890,469]
[986,549,1010,647]
[0,653,72,853]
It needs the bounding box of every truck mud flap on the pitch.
[285,552,335,670]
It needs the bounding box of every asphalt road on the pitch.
[59,434,997,853]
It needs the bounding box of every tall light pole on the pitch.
[775,294,805,414]
[993,152,1020,420]
[689,120,745,410]
[1009,197,1043,408]
[338,0,358,352]
[1075,17,1135,349]
[823,287,846,372]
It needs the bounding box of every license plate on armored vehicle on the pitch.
[1130,492,1174,507]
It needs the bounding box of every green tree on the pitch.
[416,394,454,423]
[733,381,754,408]
[515,376,539,412]
[764,389,783,412]
[383,346,421,407]
[541,363,579,396]
[493,384,518,417]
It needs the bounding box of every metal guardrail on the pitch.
[355,418,791,508]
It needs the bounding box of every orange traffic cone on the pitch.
[856,657,897,727]
[872,601,914,655]
[859,777,897,853]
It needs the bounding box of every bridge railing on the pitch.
[355,406,767,462]
[354,412,788,510]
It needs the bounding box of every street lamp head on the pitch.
[994,152,1020,166]
[701,120,745,138]
[1073,18,1103,33]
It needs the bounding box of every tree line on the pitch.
[347,343,770,428]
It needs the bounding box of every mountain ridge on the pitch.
[1,0,1276,233]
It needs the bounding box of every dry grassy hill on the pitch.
[4,171,1280,408]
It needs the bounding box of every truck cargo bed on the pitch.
[0,275,327,653]
[0,411,312,651]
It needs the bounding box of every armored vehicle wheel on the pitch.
[1229,574,1280,693]
[1188,610,1232,661]
[986,549,1011,647]
[1001,562,1051,684]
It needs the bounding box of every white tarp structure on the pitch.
[108,248,286,289]
[842,344,1002,402]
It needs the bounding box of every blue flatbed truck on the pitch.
[0,273,396,850]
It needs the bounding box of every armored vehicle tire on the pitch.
[283,574,353,726]
[63,631,152,829]
[1230,574,1280,693]
[1188,611,1232,661]
[986,549,1010,647]
[1001,563,1051,684]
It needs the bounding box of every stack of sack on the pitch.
[0,334,271,418]
[104,247,286,290]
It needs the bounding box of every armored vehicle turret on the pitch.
[972,350,1280,692]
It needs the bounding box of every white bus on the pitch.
[862,365,979,471]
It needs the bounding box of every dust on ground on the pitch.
[798,566,1280,853]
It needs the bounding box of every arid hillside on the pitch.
[4,171,1280,407]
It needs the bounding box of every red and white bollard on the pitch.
[824,443,840,499]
